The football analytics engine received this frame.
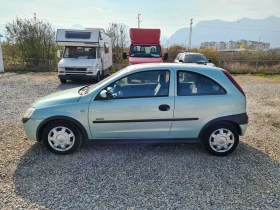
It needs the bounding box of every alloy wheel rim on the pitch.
[209,128,235,153]
[48,126,75,151]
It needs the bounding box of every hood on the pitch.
[129,57,163,64]
[206,63,216,67]
[58,58,95,67]
[32,87,82,109]
[130,28,160,45]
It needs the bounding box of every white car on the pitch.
[174,52,215,67]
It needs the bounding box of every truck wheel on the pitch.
[96,72,101,82]
[60,79,67,83]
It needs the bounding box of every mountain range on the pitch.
[1,16,280,48]
[168,15,280,48]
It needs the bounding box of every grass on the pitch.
[233,73,280,80]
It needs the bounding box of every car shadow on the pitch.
[13,142,280,209]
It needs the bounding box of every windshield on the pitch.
[63,46,96,59]
[129,45,161,58]
[88,67,128,91]
[184,54,208,63]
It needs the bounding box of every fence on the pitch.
[166,53,280,74]
[3,55,280,74]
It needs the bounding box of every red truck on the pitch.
[123,28,168,65]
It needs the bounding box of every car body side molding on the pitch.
[92,118,199,123]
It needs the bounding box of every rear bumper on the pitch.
[239,124,248,136]
[58,74,97,81]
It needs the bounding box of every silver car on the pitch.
[22,63,248,156]
[174,52,215,67]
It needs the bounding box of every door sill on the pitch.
[85,138,200,144]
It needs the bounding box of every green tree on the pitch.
[106,23,129,70]
[5,16,57,67]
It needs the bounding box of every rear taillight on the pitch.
[222,70,245,96]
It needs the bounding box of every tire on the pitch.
[202,122,239,156]
[60,79,67,83]
[42,121,82,155]
[96,71,101,83]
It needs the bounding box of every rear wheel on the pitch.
[202,122,239,156]
[60,79,67,83]
[42,121,82,155]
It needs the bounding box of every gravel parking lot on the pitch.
[0,72,279,209]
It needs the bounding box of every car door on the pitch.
[169,70,228,139]
[88,69,175,139]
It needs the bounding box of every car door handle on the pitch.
[159,104,170,111]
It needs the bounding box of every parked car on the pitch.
[22,64,248,156]
[174,52,215,67]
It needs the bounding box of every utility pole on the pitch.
[137,13,142,28]
[188,18,193,49]
[256,36,263,72]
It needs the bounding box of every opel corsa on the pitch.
[23,64,248,156]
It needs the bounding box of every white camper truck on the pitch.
[56,28,112,83]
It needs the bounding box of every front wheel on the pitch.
[96,71,101,83]
[60,79,67,83]
[42,121,82,155]
[202,122,239,156]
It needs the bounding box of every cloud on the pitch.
[89,6,103,12]
[220,0,244,4]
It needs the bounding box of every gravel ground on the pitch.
[0,73,279,209]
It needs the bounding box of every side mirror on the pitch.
[208,59,212,63]
[179,59,184,63]
[163,53,168,60]
[123,52,127,59]
[100,90,107,99]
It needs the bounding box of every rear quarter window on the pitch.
[177,71,226,96]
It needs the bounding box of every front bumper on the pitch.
[22,118,43,141]
[58,74,97,81]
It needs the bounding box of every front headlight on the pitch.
[87,67,93,71]
[23,107,35,123]
[58,67,65,74]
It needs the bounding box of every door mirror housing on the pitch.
[100,90,107,99]
[163,53,168,60]
[100,89,114,99]
[123,52,127,59]
[179,59,184,63]
[208,59,212,63]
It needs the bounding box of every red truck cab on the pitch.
[123,28,168,65]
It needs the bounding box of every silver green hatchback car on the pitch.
[23,63,248,156]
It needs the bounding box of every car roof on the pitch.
[184,52,203,55]
[126,63,220,73]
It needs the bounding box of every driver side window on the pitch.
[100,70,170,100]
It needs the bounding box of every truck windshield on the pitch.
[63,46,96,59]
[129,45,161,58]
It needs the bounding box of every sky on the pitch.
[0,0,280,37]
